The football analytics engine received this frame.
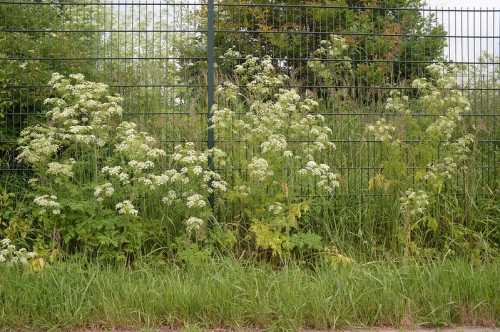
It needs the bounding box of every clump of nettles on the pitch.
[17,73,226,251]
[0,238,36,266]
[365,63,475,256]
[214,52,340,258]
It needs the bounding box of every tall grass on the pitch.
[1,258,498,330]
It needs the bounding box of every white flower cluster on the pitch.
[411,77,431,91]
[211,54,340,208]
[214,54,337,178]
[162,190,178,206]
[212,105,234,134]
[261,134,287,154]
[185,216,204,234]
[33,195,60,215]
[298,160,340,194]
[160,169,189,185]
[102,166,130,184]
[220,47,241,62]
[418,67,474,190]
[449,134,475,163]
[423,158,457,190]
[186,193,207,209]
[115,200,138,216]
[172,142,208,166]
[367,118,396,143]
[385,90,410,114]
[0,238,36,266]
[423,134,475,189]
[94,183,114,202]
[366,64,475,218]
[400,190,429,218]
[215,81,239,104]
[426,115,457,141]
[47,160,75,177]
[17,125,60,165]
[128,160,155,172]
[235,55,288,98]
[205,171,228,193]
[426,63,458,90]
[248,158,273,181]
[17,73,124,171]
[290,114,335,154]
[115,122,166,160]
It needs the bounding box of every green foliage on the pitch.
[213,54,342,260]
[364,63,496,259]
[0,1,496,265]
[0,3,187,185]
[193,0,446,93]
[0,237,36,266]
[0,2,105,184]
[15,73,224,260]
[0,2,103,121]
[2,53,497,264]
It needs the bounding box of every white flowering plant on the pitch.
[365,63,480,257]
[17,73,224,259]
[0,237,36,267]
[10,47,495,263]
[211,52,340,259]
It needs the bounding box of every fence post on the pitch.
[207,0,215,207]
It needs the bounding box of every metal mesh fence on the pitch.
[0,1,498,198]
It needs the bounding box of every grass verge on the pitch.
[0,258,498,331]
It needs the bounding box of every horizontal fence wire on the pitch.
[0,1,498,198]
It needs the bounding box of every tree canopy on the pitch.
[201,0,446,91]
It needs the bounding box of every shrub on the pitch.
[364,63,494,259]
[17,73,225,260]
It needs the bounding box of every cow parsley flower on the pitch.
[128,160,155,171]
[17,126,60,165]
[400,190,429,217]
[162,190,178,206]
[385,90,410,114]
[192,166,203,176]
[261,134,287,154]
[0,238,36,266]
[185,217,204,234]
[211,180,228,192]
[248,158,273,180]
[299,161,340,194]
[115,200,138,216]
[34,195,60,215]
[367,118,396,143]
[94,183,114,202]
[47,161,74,177]
[426,116,456,140]
[186,194,206,209]
[102,166,122,176]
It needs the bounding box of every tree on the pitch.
[195,0,446,96]
[0,2,104,175]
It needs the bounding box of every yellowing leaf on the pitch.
[250,220,284,256]
[31,257,46,271]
